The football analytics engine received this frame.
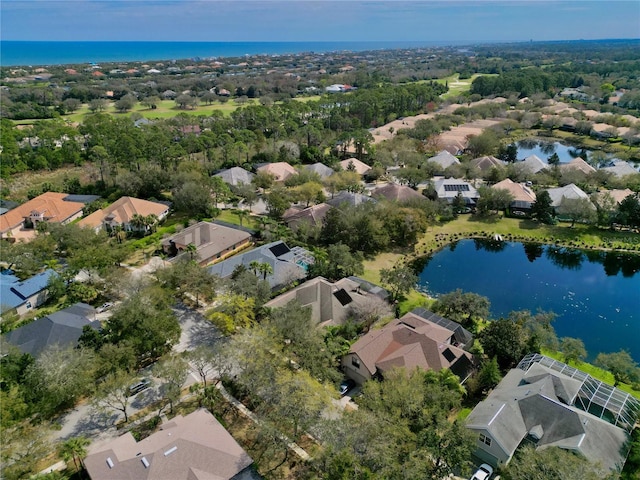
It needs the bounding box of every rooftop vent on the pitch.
[164,446,178,457]
[106,457,114,469]
[141,457,150,468]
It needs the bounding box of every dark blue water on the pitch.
[0,41,448,66]
[516,140,583,164]
[417,239,640,361]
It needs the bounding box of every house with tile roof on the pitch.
[593,189,635,205]
[339,158,371,176]
[600,160,638,178]
[214,167,255,187]
[162,222,252,266]
[470,156,505,172]
[0,269,57,317]
[304,162,335,179]
[326,191,376,208]
[0,192,85,241]
[426,150,460,173]
[546,184,595,212]
[558,157,596,176]
[371,183,424,202]
[466,354,638,472]
[433,178,479,206]
[3,303,100,357]
[342,309,474,385]
[78,196,169,233]
[84,408,256,480]
[518,154,547,174]
[264,276,390,326]
[208,240,312,289]
[256,162,297,182]
[491,179,537,211]
[283,203,331,231]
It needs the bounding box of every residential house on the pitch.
[342,309,474,385]
[304,162,335,179]
[0,269,57,317]
[0,192,85,241]
[264,276,390,326]
[433,178,480,206]
[518,154,547,174]
[491,179,536,211]
[558,157,596,176]
[208,240,313,289]
[84,408,257,480]
[256,162,297,182]
[371,183,424,202]
[426,150,460,173]
[546,184,595,213]
[282,203,331,231]
[161,222,252,266]
[600,160,638,178]
[466,353,638,472]
[78,196,169,233]
[470,156,505,173]
[339,158,371,176]
[326,191,376,208]
[215,167,255,187]
[593,188,635,205]
[3,303,100,357]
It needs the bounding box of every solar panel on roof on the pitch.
[269,242,290,257]
[442,348,457,363]
[444,184,470,192]
[333,288,353,306]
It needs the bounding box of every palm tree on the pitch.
[129,213,146,233]
[258,262,273,280]
[145,213,159,233]
[236,209,249,227]
[59,436,90,473]
[249,260,261,275]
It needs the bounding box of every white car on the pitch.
[470,463,493,480]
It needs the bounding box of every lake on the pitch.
[516,139,590,164]
[416,239,640,362]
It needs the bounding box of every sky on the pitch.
[1,0,639,43]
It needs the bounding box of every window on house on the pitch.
[479,433,492,446]
[351,357,360,368]
[25,302,32,309]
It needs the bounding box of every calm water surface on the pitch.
[417,239,640,361]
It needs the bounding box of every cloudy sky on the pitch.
[2,0,639,43]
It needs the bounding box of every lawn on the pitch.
[428,73,496,99]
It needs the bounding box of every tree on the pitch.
[559,337,587,365]
[616,193,640,229]
[295,181,325,207]
[153,355,189,414]
[476,187,514,215]
[432,289,491,327]
[530,190,555,224]
[557,197,596,227]
[547,152,561,166]
[380,264,418,304]
[466,129,499,157]
[308,243,364,281]
[92,370,137,423]
[114,93,137,112]
[479,319,527,371]
[59,436,90,473]
[264,187,291,220]
[88,98,108,113]
[257,261,273,281]
[595,350,640,386]
[476,356,502,391]
[206,294,255,335]
[252,171,276,190]
[502,445,606,480]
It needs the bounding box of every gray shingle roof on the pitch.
[215,167,255,186]
[304,163,335,178]
[3,303,99,357]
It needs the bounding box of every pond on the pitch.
[416,239,640,362]
[516,139,592,164]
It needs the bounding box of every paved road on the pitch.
[50,304,221,444]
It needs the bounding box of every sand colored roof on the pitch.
[85,409,253,480]
[601,160,638,178]
[371,183,424,202]
[0,192,84,233]
[558,157,596,175]
[78,196,168,229]
[426,150,460,170]
[349,311,472,378]
[256,162,297,182]
[546,183,591,207]
[470,156,505,171]
[492,179,536,203]
[339,158,371,175]
[594,189,635,205]
[283,203,331,230]
[519,154,547,174]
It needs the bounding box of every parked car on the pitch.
[339,379,356,396]
[97,302,114,313]
[512,210,527,217]
[128,378,151,396]
[470,463,493,480]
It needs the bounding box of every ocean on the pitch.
[1,41,454,67]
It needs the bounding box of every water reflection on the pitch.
[471,239,640,276]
